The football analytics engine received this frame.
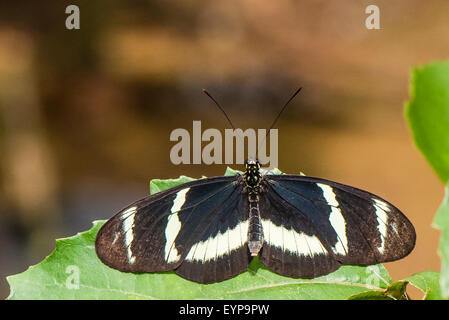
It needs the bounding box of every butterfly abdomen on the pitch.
[245,159,264,256]
[248,193,263,256]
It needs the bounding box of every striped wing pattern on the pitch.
[96,176,252,283]
[258,175,415,278]
[96,173,415,283]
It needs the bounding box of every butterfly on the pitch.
[95,158,415,283]
[95,88,416,283]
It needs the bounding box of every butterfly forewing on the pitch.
[175,192,251,283]
[263,175,416,269]
[258,188,341,278]
[95,176,248,274]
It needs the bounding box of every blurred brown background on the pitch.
[0,1,447,299]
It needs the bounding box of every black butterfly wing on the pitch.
[175,188,251,283]
[95,175,251,283]
[258,175,415,278]
[258,184,341,278]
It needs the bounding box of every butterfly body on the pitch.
[95,160,415,283]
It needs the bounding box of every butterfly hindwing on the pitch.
[262,175,415,271]
[95,175,251,278]
[175,191,251,283]
[258,187,341,278]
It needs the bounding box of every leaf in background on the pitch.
[405,60,449,299]
[433,182,449,298]
[405,271,443,300]
[7,168,396,300]
[405,60,449,183]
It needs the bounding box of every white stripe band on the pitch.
[185,220,249,263]
[164,188,190,263]
[121,206,138,264]
[373,198,389,254]
[261,219,327,257]
[317,183,348,255]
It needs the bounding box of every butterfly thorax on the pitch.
[244,159,264,256]
[244,159,261,190]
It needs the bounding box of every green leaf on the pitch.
[384,280,409,300]
[150,175,197,194]
[7,168,396,300]
[433,182,449,298]
[347,290,395,300]
[347,281,408,300]
[405,60,449,183]
[405,271,443,300]
[405,60,449,299]
[224,167,242,176]
[224,167,285,176]
[348,280,408,300]
[7,222,393,300]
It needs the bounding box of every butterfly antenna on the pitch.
[202,89,235,130]
[256,87,302,159]
[267,87,302,134]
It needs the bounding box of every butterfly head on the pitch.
[245,158,260,169]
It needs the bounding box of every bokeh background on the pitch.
[0,1,448,299]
